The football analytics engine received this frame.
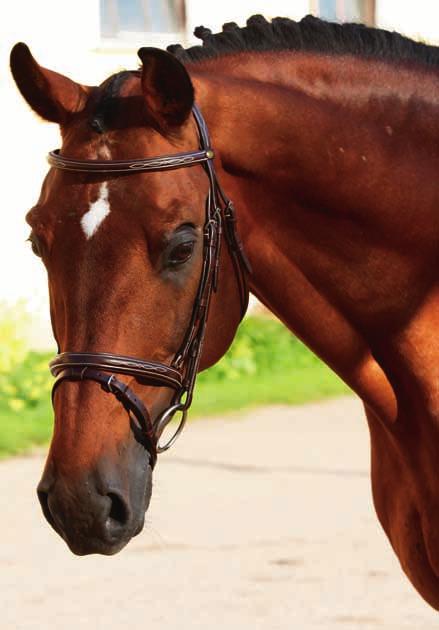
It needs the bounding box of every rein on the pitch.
[47,105,251,468]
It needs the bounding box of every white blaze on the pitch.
[81,183,110,239]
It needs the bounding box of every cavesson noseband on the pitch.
[47,105,250,468]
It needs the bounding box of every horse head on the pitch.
[10,43,246,555]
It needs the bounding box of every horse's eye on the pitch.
[168,241,195,266]
[27,233,42,257]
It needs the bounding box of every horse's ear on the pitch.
[137,47,194,129]
[10,43,89,124]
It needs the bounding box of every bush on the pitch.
[199,316,321,383]
[0,302,54,455]
[0,301,29,374]
[0,302,52,414]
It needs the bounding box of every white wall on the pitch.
[185,0,310,40]
[376,0,439,44]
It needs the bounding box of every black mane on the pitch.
[90,15,439,132]
[168,14,439,69]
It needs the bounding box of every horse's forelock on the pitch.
[89,70,139,134]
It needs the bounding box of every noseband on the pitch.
[47,105,250,468]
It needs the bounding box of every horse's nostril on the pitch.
[107,492,130,527]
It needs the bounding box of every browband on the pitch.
[47,148,214,173]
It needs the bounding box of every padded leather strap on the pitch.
[50,352,182,389]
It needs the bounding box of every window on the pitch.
[311,0,375,25]
[100,0,186,40]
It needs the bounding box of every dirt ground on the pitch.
[1,397,438,629]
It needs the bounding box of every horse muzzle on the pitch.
[37,443,152,555]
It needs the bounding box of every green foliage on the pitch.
[193,316,349,414]
[0,351,53,412]
[0,301,29,374]
[198,316,324,383]
[0,301,54,456]
[0,312,350,458]
[0,301,52,414]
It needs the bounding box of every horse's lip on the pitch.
[37,486,62,537]
[66,536,130,556]
[133,519,145,537]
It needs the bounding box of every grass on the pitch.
[192,363,349,417]
[0,401,53,458]
[0,316,350,458]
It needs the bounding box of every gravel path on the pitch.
[1,397,437,629]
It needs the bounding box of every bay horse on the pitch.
[10,15,439,610]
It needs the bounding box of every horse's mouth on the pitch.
[44,502,148,556]
[36,443,152,555]
[66,535,132,556]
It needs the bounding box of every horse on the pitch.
[10,14,439,610]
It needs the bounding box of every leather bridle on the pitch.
[47,105,251,468]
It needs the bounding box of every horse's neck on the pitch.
[191,54,439,422]
[193,53,439,207]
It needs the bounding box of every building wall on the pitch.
[1,1,438,347]
[376,0,439,44]
[185,0,310,38]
